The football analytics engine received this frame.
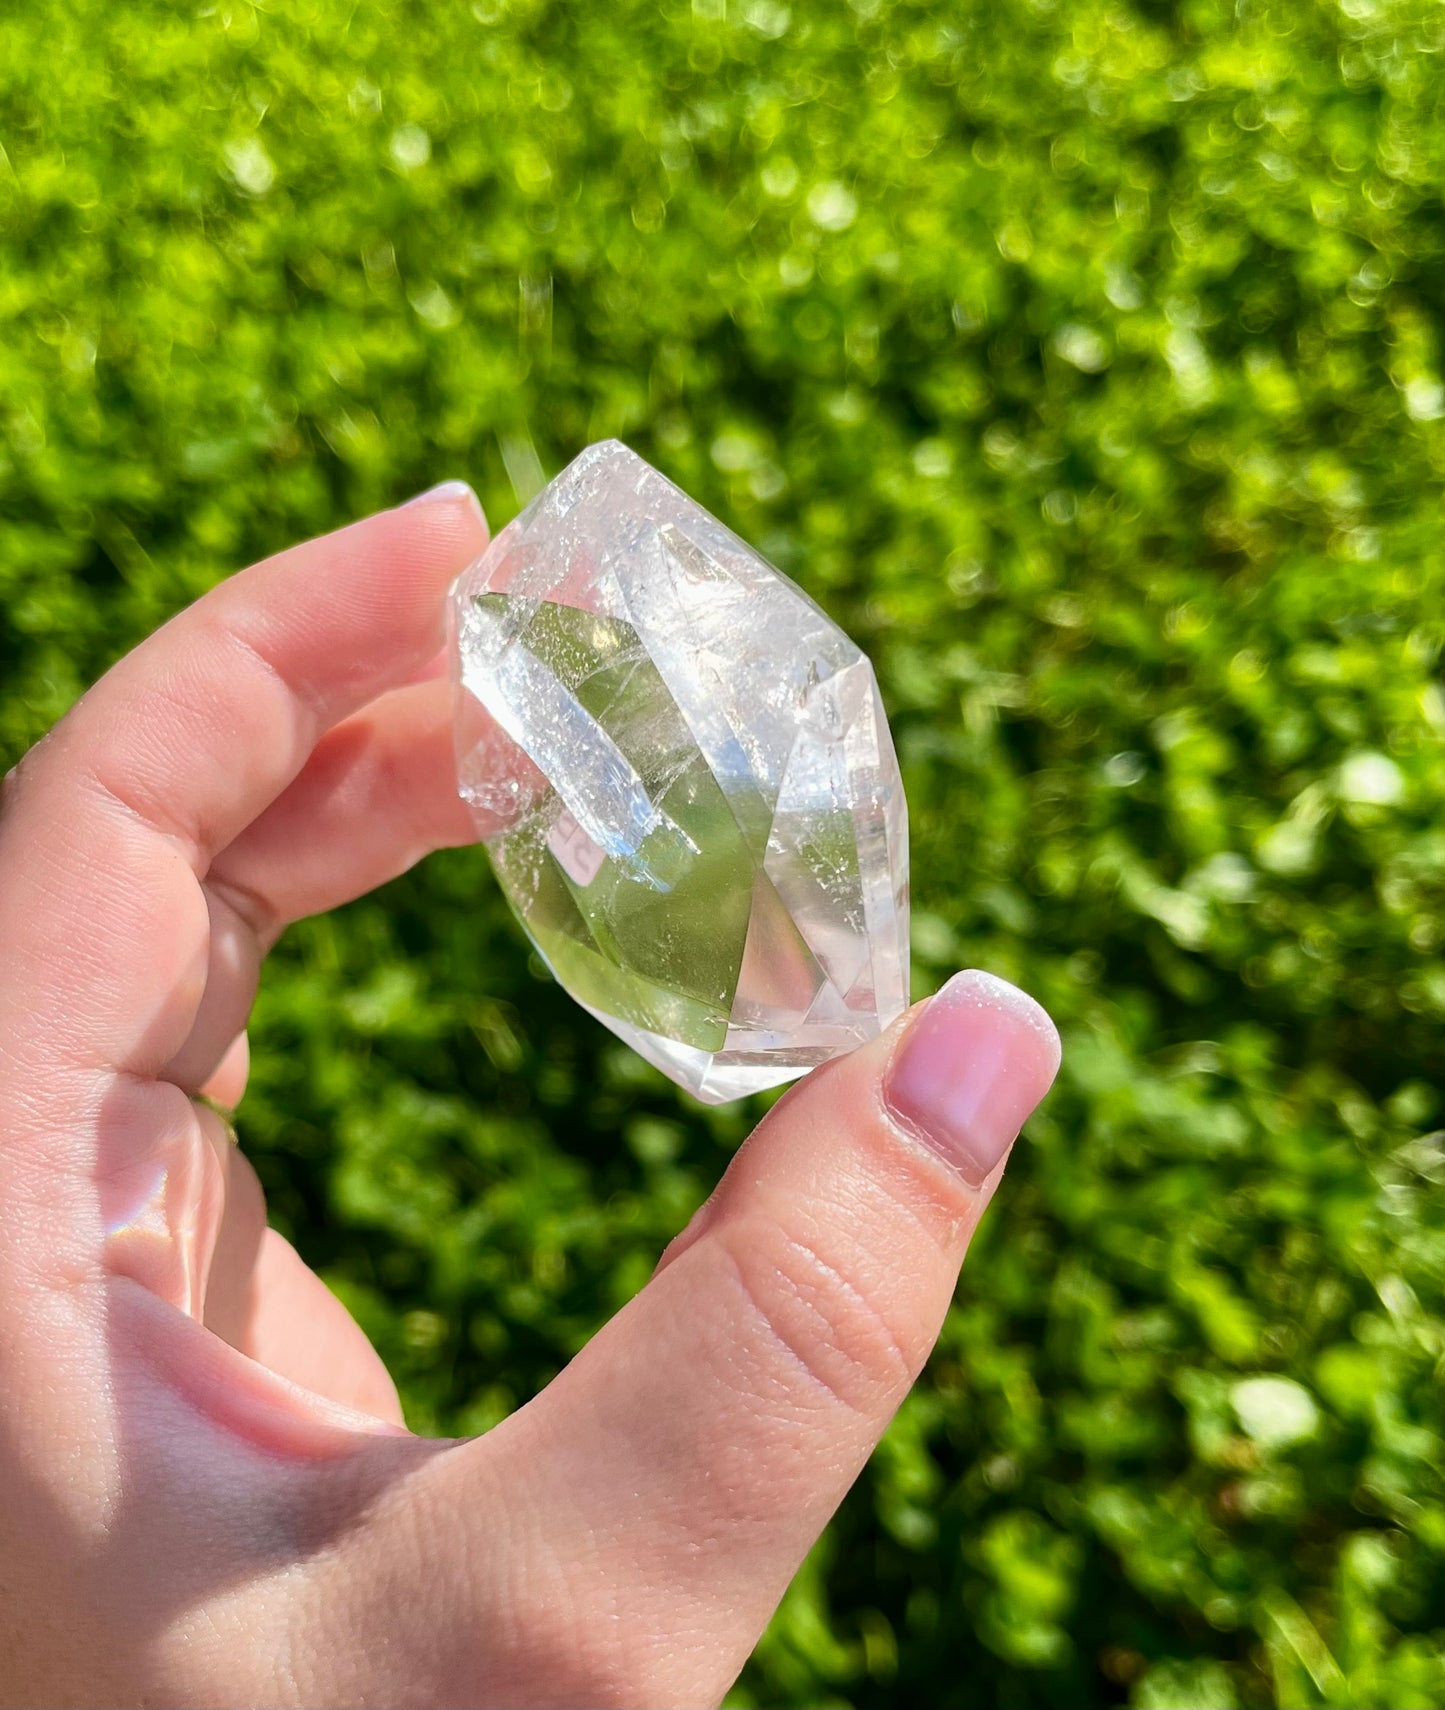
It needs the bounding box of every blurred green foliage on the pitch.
[3,0,1445,1703]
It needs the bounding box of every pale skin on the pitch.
[0,486,1061,1708]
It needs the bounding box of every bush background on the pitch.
[3,0,1445,1703]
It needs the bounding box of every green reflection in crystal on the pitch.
[481,595,761,1051]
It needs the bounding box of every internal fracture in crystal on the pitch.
[449,440,910,1103]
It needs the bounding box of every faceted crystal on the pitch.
[449,440,910,1104]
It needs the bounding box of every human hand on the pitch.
[0,487,1061,1708]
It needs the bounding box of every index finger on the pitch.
[0,484,487,1082]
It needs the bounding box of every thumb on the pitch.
[403,969,1060,1708]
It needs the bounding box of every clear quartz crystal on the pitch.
[449,440,910,1104]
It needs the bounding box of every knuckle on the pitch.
[718,1217,922,1419]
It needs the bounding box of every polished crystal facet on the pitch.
[449,440,910,1104]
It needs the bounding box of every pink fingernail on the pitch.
[402,480,487,526]
[883,970,1062,1185]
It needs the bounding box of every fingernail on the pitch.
[401,479,487,526]
[883,969,1062,1185]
